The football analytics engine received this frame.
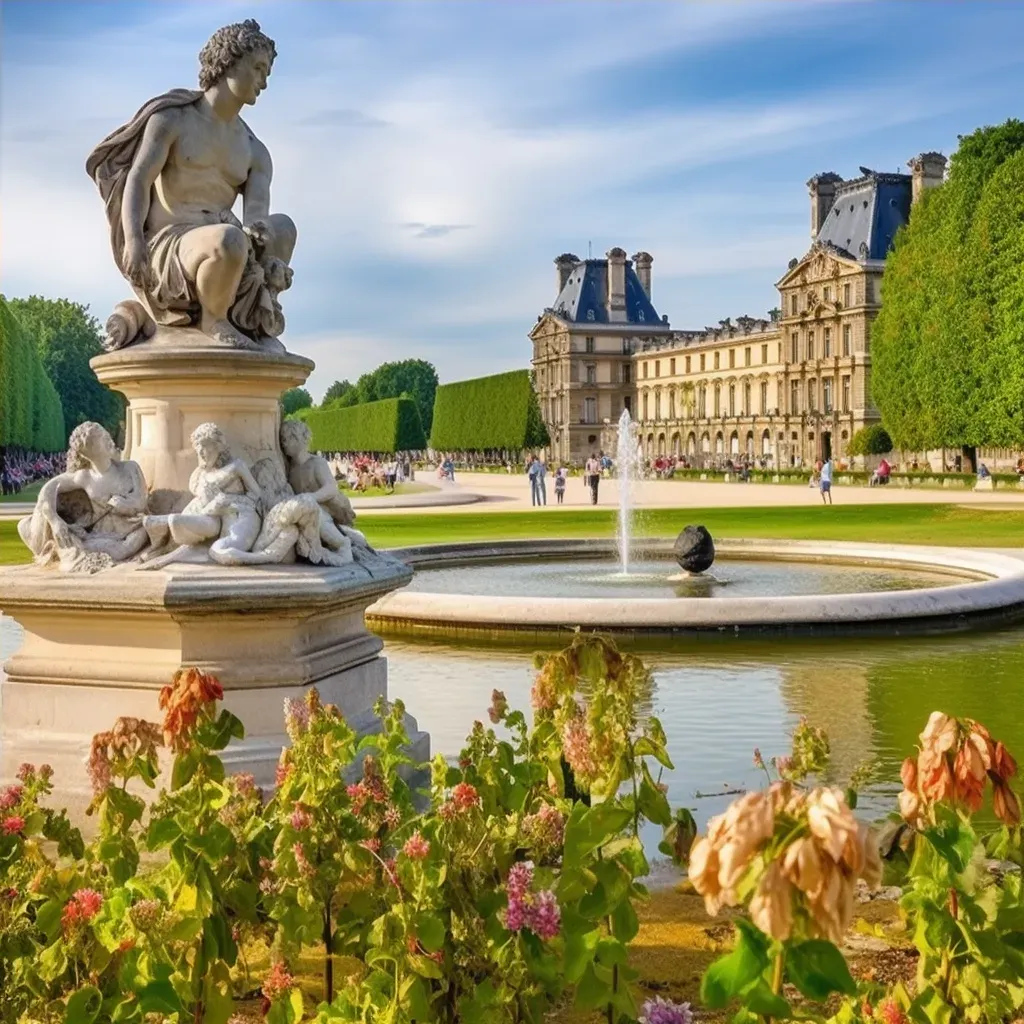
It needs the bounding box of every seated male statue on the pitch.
[86,19,295,350]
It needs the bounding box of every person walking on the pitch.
[554,466,567,504]
[528,455,547,506]
[585,453,601,505]
[819,456,833,505]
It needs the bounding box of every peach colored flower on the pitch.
[993,741,1018,782]
[749,861,794,940]
[993,781,1022,826]
[782,837,825,900]
[806,788,859,862]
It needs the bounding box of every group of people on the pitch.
[526,453,608,507]
[327,455,413,494]
[0,449,67,496]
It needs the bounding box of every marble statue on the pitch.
[140,423,262,569]
[210,458,354,568]
[86,19,295,352]
[18,422,149,573]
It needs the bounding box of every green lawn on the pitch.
[2,504,1022,567]
[0,480,43,504]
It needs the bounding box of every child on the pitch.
[555,466,567,504]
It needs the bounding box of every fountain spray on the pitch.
[615,408,642,573]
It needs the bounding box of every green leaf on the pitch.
[35,898,63,942]
[638,763,672,826]
[138,978,181,1013]
[633,734,674,770]
[786,939,857,1000]
[610,897,639,944]
[145,816,181,850]
[564,801,632,869]
[742,980,791,1018]
[400,975,433,1020]
[64,985,102,1024]
[413,910,446,953]
[202,959,233,1024]
[700,919,771,1009]
[923,814,976,874]
[563,926,601,983]
[171,752,197,791]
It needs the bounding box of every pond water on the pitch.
[404,557,963,600]
[4,613,1023,849]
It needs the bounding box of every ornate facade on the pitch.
[531,153,947,467]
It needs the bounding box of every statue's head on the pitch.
[280,419,311,459]
[67,421,118,472]
[191,422,231,470]
[198,18,277,105]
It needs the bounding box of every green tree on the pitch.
[351,359,439,434]
[847,425,892,457]
[4,296,122,443]
[280,387,313,416]
[873,120,1024,469]
[322,379,353,405]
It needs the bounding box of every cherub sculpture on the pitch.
[17,422,149,573]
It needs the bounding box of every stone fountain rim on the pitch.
[368,538,1024,633]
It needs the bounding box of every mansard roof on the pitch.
[815,169,912,262]
[549,258,667,327]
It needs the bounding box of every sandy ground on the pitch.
[359,471,1024,515]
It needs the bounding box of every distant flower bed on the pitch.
[0,639,1020,1023]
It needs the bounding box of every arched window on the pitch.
[714,384,721,417]
[715,432,724,455]
[729,384,736,416]
[730,431,739,455]
[643,392,649,421]
[761,429,771,456]
[744,382,751,415]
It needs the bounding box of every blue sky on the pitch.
[3,0,1024,401]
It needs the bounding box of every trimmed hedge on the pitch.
[0,297,65,452]
[429,370,550,452]
[297,396,426,453]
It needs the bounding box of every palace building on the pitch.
[530,152,947,467]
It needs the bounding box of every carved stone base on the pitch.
[0,553,426,818]
[91,327,314,495]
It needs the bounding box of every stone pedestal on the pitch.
[91,328,314,496]
[0,552,426,817]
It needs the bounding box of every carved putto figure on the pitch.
[86,19,295,352]
[140,423,262,569]
[18,422,149,573]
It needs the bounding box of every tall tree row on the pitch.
[0,297,65,452]
[873,120,1024,462]
[323,359,439,435]
[4,295,123,444]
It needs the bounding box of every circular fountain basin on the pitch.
[367,539,1024,638]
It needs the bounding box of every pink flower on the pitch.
[507,861,534,904]
[292,842,315,877]
[274,760,293,787]
[451,782,480,810]
[505,896,528,932]
[384,804,402,829]
[290,806,312,831]
[562,716,597,787]
[639,997,694,1024]
[876,999,908,1024]
[129,899,162,931]
[262,960,295,1001]
[488,689,508,724]
[16,763,34,781]
[522,804,566,852]
[283,697,311,741]
[232,772,257,798]
[0,785,23,812]
[402,831,430,860]
[1,816,25,836]
[73,889,103,920]
[39,764,53,781]
[438,801,457,821]
[360,837,381,853]
[527,889,561,940]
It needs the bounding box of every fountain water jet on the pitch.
[615,408,642,573]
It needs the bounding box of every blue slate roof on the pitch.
[815,170,912,261]
[551,259,666,326]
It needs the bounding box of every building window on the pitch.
[624,395,632,414]
[586,309,595,321]
[655,360,661,378]
[808,379,816,411]
[714,384,721,417]
[842,324,852,356]
[806,293,813,311]
[584,397,596,423]
[790,380,800,413]
[842,375,851,412]
[643,362,649,379]
[714,352,720,370]
[843,283,851,306]
[791,295,798,315]
[807,331,815,360]
[622,363,631,384]
[669,391,676,419]
[655,391,661,420]
[790,333,799,362]
[823,285,831,302]
[637,309,645,322]
[744,382,751,413]
[586,364,596,384]
[745,346,751,367]
[824,328,831,358]
[585,336,595,353]
[729,349,736,369]
[823,378,833,413]
[700,354,706,372]
[622,338,632,354]
[761,344,768,364]
[729,384,736,416]
[643,392,649,420]
[760,381,768,413]
[685,355,691,373]
[698,386,707,417]
[670,357,676,375]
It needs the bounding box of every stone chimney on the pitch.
[632,251,653,298]
[907,152,947,204]
[554,252,579,296]
[807,172,843,240]
[606,247,627,323]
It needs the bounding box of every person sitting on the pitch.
[870,458,891,487]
